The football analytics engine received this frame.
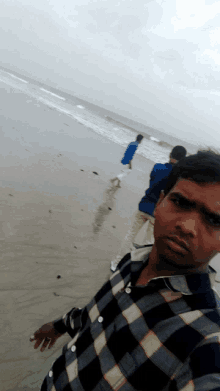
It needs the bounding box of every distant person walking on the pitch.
[110,134,143,187]
[110,145,187,271]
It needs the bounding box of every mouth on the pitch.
[165,237,189,255]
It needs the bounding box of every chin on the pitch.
[159,245,191,270]
[160,254,195,271]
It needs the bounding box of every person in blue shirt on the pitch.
[110,134,143,187]
[138,145,187,218]
[110,145,187,271]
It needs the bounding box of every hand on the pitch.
[141,215,149,222]
[30,321,64,352]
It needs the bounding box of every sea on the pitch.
[0,66,199,164]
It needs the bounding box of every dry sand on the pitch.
[1,83,220,390]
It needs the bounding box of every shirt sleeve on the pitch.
[53,307,83,338]
[169,338,220,390]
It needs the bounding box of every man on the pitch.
[31,150,220,390]
[110,145,187,272]
[111,134,143,187]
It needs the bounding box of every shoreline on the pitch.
[0,64,197,155]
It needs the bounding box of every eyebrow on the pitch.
[170,192,220,219]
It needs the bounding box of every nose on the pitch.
[176,211,200,237]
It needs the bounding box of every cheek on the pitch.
[154,206,174,235]
[209,230,220,251]
[197,229,220,254]
[154,201,173,224]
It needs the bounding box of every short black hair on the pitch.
[136,134,143,142]
[164,149,220,197]
[170,146,187,161]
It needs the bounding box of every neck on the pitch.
[169,158,177,164]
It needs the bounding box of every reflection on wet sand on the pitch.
[92,184,119,234]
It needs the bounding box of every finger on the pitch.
[34,338,44,350]
[30,329,41,342]
[40,338,51,352]
[48,338,57,350]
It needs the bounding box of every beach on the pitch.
[0,78,154,390]
[1,75,220,391]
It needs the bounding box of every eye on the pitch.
[205,214,220,227]
[170,197,191,210]
[171,198,180,205]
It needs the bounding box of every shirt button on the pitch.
[71,345,76,352]
[98,316,103,323]
[125,287,131,294]
[49,370,53,378]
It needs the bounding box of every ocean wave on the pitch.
[0,70,171,163]
[150,136,160,142]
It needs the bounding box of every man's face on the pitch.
[153,179,220,271]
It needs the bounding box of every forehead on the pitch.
[170,179,220,209]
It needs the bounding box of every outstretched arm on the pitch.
[30,307,84,352]
[53,307,83,337]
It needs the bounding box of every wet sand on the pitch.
[1,82,220,390]
[0,82,154,390]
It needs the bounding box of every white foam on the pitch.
[37,97,71,116]
[0,72,170,163]
[150,136,160,142]
[35,98,169,163]
[40,88,65,101]
[6,73,28,84]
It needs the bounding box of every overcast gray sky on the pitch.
[1,0,220,146]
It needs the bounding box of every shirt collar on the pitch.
[130,245,217,295]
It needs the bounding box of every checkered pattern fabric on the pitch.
[41,245,220,390]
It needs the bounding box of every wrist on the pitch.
[53,318,67,335]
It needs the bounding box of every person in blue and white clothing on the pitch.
[110,134,143,188]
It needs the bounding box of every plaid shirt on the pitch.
[41,245,220,391]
